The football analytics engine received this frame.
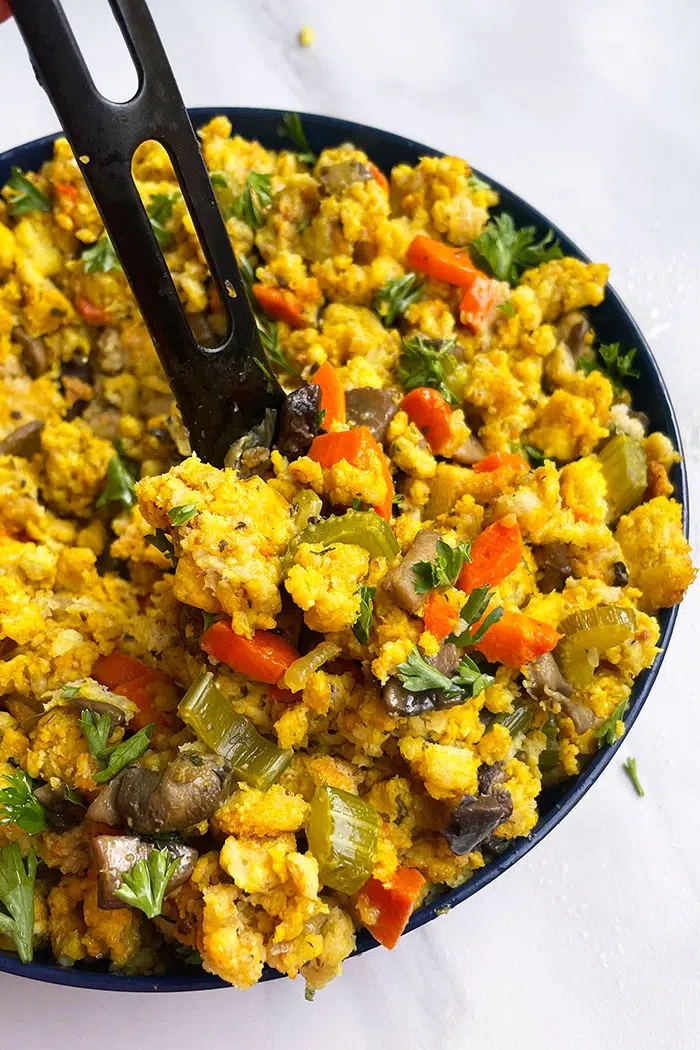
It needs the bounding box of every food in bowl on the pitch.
[0,112,694,993]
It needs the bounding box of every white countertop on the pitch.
[0,1,698,1046]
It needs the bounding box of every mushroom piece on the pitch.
[345,388,398,445]
[13,326,48,378]
[556,311,590,362]
[536,542,573,594]
[522,652,595,735]
[0,420,45,458]
[277,384,321,458]
[319,161,372,195]
[442,790,514,856]
[382,530,441,615]
[109,755,228,834]
[224,408,276,479]
[86,774,123,827]
[476,760,507,796]
[451,434,487,466]
[34,783,85,831]
[383,643,461,716]
[90,835,198,909]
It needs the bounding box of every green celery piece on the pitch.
[307,786,380,893]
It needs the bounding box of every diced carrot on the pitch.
[308,426,394,520]
[201,622,299,685]
[457,515,522,593]
[252,283,308,328]
[55,182,78,204]
[406,234,477,288]
[357,867,426,949]
[472,451,530,474]
[459,273,498,333]
[400,387,453,454]
[422,591,457,641]
[91,652,167,730]
[367,161,389,193]
[474,610,561,668]
[312,361,346,428]
[75,295,108,325]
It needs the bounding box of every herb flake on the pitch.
[168,504,198,527]
[352,585,376,645]
[397,335,458,405]
[5,167,50,216]
[0,769,47,835]
[0,844,37,963]
[277,113,317,165]
[373,273,424,327]
[596,698,630,747]
[96,449,136,511]
[81,236,122,274]
[471,213,562,284]
[623,756,644,797]
[413,539,471,594]
[232,172,274,229]
[114,847,181,919]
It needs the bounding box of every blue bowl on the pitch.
[0,108,688,991]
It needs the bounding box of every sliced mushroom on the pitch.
[612,561,629,587]
[114,755,227,834]
[58,694,132,725]
[13,326,48,378]
[277,385,321,458]
[90,835,198,909]
[0,420,45,458]
[86,774,123,826]
[383,643,460,716]
[442,789,513,856]
[319,161,372,195]
[535,542,573,594]
[522,652,595,735]
[451,434,487,466]
[383,530,440,615]
[224,408,276,479]
[345,388,398,444]
[556,311,590,362]
[477,760,507,796]
[34,783,85,831]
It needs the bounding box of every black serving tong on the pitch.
[11,0,283,466]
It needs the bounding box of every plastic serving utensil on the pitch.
[11,0,283,466]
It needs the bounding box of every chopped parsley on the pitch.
[81,235,122,274]
[96,448,137,511]
[0,769,47,835]
[114,847,181,919]
[146,529,177,565]
[578,342,639,392]
[595,698,630,747]
[147,191,181,225]
[168,503,198,527]
[449,585,504,646]
[352,585,376,645]
[412,539,472,594]
[0,843,37,963]
[521,443,546,467]
[5,167,50,216]
[471,213,562,284]
[80,709,153,784]
[277,112,317,165]
[467,172,491,193]
[79,710,113,765]
[623,756,644,797]
[373,273,424,327]
[396,648,493,700]
[256,318,300,377]
[396,334,458,406]
[498,299,516,318]
[231,172,274,229]
[60,683,82,700]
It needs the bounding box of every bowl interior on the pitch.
[0,107,687,991]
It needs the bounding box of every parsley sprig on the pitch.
[352,585,376,645]
[396,648,493,700]
[237,253,299,377]
[82,236,122,274]
[114,847,180,919]
[80,710,154,784]
[277,113,317,165]
[623,756,644,797]
[413,539,471,594]
[595,698,630,747]
[145,529,177,565]
[449,585,504,646]
[5,167,50,216]
[373,273,424,327]
[0,769,47,835]
[231,172,274,229]
[96,446,137,511]
[168,504,198,527]
[578,342,639,392]
[0,844,37,963]
[471,213,562,284]
[397,335,458,405]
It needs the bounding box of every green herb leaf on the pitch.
[467,173,491,193]
[623,756,644,797]
[392,492,405,512]
[94,724,154,785]
[498,299,516,318]
[277,113,317,165]
[81,236,122,274]
[145,529,176,565]
[168,504,198,527]
[5,167,50,216]
[412,539,471,594]
[450,586,504,646]
[202,612,221,632]
[237,254,256,294]
[0,769,47,835]
[149,218,171,248]
[396,649,460,697]
[352,585,376,645]
[595,698,630,747]
[96,449,136,511]
[210,172,229,190]
[453,654,494,698]
[521,443,546,467]
[397,335,458,405]
[231,172,274,229]
[493,702,533,736]
[373,273,424,327]
[79,710,113,765]
[60,683,82,700]
[579,342,640,393]
[0,844,37,963]
[147,191,181,225]
[114,847,181,919]
[471,213,562,284]
[256,318,300,377]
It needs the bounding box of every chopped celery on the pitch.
[598,434,647,517]
[281,642,340,694]
[559,605,636,651]
[292,490,323,532]
[538,714,560,771]
[555,638,596,689]
[283,508,399,573]
[178,671,291,789]
[307,786,380,893]
[492,702,532,736]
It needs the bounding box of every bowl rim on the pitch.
[0,106,689,992]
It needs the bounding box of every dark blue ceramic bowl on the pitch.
[0,108,688,991]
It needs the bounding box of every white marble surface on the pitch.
[1,1,699,1046]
